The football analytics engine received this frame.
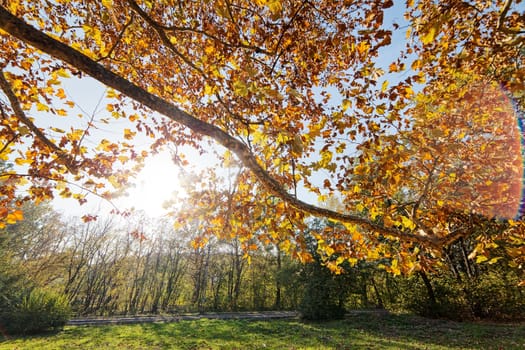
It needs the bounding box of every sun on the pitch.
[119,151,181,217]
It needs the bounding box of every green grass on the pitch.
[1,312,524,349]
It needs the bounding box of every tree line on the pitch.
[2,202,304,317]
[2,201,524,327]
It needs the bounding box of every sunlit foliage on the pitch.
[0,1,524,277]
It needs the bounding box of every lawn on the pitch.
[1,312,524,349]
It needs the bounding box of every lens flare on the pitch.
[426,80,524,220]
[478,85,524,220]
[516,107,525,219]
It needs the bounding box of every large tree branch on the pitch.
[0,6,443,248]
[0,69,78,173]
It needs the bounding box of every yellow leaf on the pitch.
[390,259,401,276]
[411,59,422,70]
[267,0,282,14]
[381,80,389,92]
[204,84,214,96]
[223,149,233,167]
[97,139,115,152]
[357,41,369,55]
[476,255,488,263]
[51,127,65,133]
[370,206,380,220]
[421,26,437,45]
[37,102,50,112]
[14,158,32,166]
[68,129,84,141]
[233,80,249,97]
[124,128,136,140]
[0,152,9,161]
[403,86,414,98]
[400,216,416,230]
[319,150,332,168]
[322,244,335,257]
[389,63,399,72]
[488,257,502,265]
[342,99,351,112]
[276,133,290,144]
[56,108,68,116]
[107,89,119,99]
[251,130,265,145]
[422,152,433,161]
[56,69,70,78]
[348,258,358,266]
[6,210,23,224]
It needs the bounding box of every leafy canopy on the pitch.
[0,0,524,273]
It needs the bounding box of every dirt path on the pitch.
[67,311,299,326]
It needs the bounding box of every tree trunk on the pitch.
[275,248,282,310]
[418,270,437,307]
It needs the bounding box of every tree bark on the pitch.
[275,248,282,310]
[418,270,437,307]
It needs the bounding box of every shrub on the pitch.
[462,271,525,320]
[393,270,525,321]
[299,261,348,321]
[1,289,71,335]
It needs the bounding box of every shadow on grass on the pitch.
[3,313,525,349]
[136,313,525,350]
[341,312,525,349]
[134,316,459,350]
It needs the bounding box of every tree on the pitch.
[0,1,524,274]
[299,220,354,320]
[0,200,71,334]
[3,201,69,287]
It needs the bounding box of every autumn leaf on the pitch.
[420,25,438,45]
[123,128,136,140]
[233,80,249,97]
[101,0,113,9]
[36,102,50,111]
[6,210,23,224]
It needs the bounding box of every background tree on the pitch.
[299,220,355,320]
